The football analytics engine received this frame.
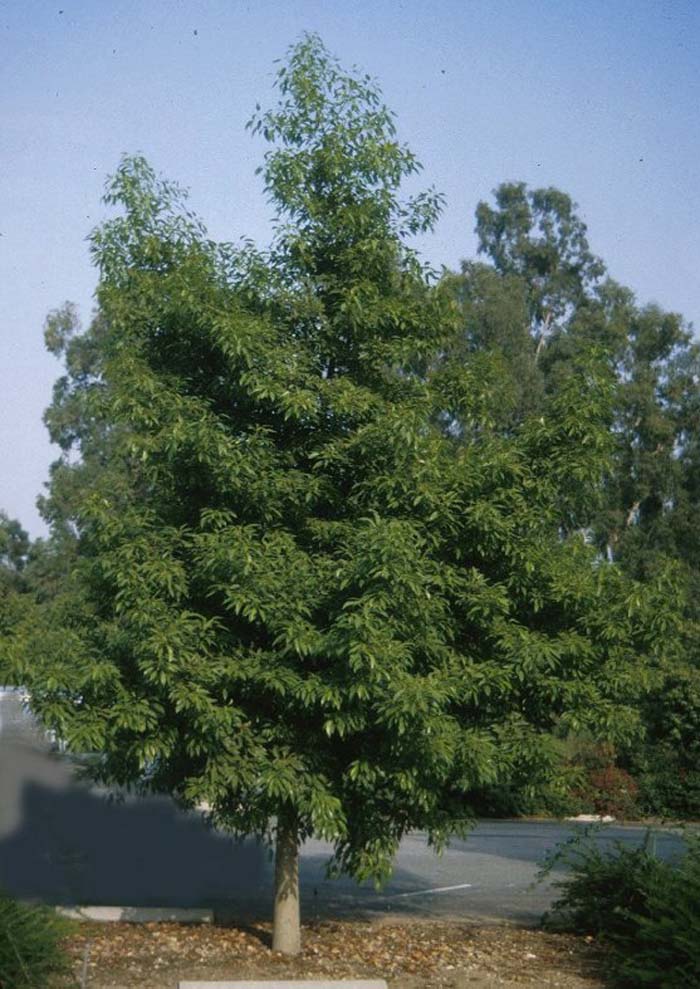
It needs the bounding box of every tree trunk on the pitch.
[272,809,301,955]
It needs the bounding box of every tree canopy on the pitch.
[1,34,686,952]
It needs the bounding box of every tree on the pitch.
[0,513,32,683]
[0,512,30,586]
[0,303,102,675]
[440,183,606,436]
[475,182,605,349]
[460,181,700,572]
[439,261,544,431]
[7,36,672,952]
[447,182,700,815]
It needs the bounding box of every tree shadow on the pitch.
[5,693,678,927]
[0,753,576,926]
[0,777,468,928]
[0,779,268,908]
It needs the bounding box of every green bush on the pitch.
[540,829,700,988]
[615,836,700,987]
[540,828,667,940]
[0,893,69,989]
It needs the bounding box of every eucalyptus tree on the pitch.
[6,36,671,952]
[0,513,30,587]
[475,182,606,348]
[450,182,700,571]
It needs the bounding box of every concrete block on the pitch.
[178,982,388,988]
[565,814,616,823]
[57,905,213,923]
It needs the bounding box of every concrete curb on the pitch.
[56,905,213,923]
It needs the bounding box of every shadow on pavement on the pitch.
[0,779,268,908]
[0,779,438,923]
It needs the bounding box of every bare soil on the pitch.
[51,916,610,988]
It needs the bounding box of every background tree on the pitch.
[474,182,606,350]
[446,181,700,815]
[0,512,32,681]
[0,303,112,675]
[455,181,700,572]
[5,35,677,953]
[0,512,30,588]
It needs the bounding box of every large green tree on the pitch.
[451,181,700,573]
[446,182,700,814]
[5,37,673,951]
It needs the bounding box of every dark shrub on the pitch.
[0,892,69,989]
[541,829,700,988]
[613,834,700,988]
[541,828,666,940]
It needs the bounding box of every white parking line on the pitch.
[389,882,474,898]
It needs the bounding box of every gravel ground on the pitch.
[50,917,609,988]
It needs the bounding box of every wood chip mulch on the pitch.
[51,917,609,988]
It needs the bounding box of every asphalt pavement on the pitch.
[0,688,686,925]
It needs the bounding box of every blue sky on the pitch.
[2,0,699,536]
